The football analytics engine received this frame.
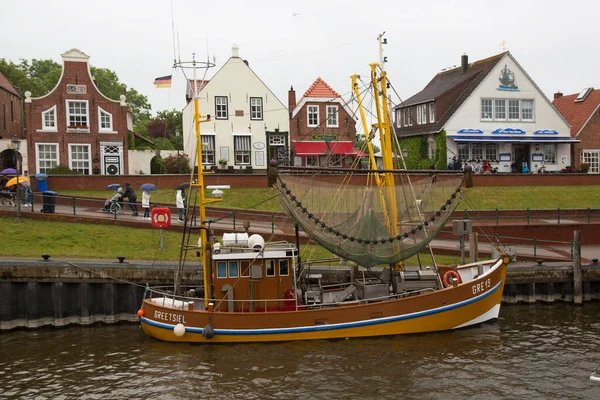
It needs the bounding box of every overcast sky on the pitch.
[2,0,598,115]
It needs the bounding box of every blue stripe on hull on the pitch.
[141,281,502,336]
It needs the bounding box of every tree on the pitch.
[355,133,380,154]
[156,109,183,150]
[126,88,152,123]
[90,66,124,100]
[146,119,170,138]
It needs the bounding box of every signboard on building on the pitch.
[311,134,337,141]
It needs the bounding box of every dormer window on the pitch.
[42,105,57,131]
[98,107,113,132]
[429,102,435,123]
[67,100,89,129]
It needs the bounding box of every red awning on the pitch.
[329,141,368,156]
[294,142,327,156]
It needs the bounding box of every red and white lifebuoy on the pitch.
[442,270,461,287]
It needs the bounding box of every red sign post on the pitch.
[151,208,171,249]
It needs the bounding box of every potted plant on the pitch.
[218,159,228,169]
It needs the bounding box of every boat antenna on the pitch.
[170,0,177,65]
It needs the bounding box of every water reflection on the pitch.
[1,304,599,399]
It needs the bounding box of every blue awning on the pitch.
[448,135,579,143]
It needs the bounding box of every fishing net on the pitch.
[275,168,466,267]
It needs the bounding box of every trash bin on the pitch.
[35,173,48,192]
[42,191,57,213]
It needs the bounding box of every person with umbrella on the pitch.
[123,182,138,216]
[140,183,157,221]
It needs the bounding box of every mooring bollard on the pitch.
[573,230,582,305]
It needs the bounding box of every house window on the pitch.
[10,100,13,121]
[69,144,91,175]
[67,100,89,128]
[266,260,275,277]
[228,261,239,278]
[581,150,600,174]
[521,100,534,121]
[201,135,215,165]
[98,107,113,131]
[216,261,227,278]
[326,105,338,127]
[42,106,57,130]
[481,99,493,120]
[279,259,289,276]
[421,104,427,124]
[508,100,520,120]
[396,110,402,127]
[485,143,498,160]
[36,143,59,173]
[250,97,263,120]
[307,105,319,127]
[403,109,408,126]
[407,107,413,126]
[471,143,484,160]
[544,144,557,164]
[494,99,506,120]
[306,156,318,166]
[215,96,228,119]
[429,103,435,123]
[234,135,251,165]
[457,143,469,161]
[417,105,422,124]
[427,135,436,159]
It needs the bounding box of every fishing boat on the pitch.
[139,49,509,344]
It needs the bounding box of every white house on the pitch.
[182,45,290,172]
[394,52,574,173]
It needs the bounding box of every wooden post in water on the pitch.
[573,230,582,305]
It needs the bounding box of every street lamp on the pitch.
[10,136,21,220]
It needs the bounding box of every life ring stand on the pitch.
[442,270,461,287]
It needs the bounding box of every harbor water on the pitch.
[1,303,599,399]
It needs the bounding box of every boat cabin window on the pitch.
[266,260,276,277]
[279,259,289,276]
[229,261,239,278]
[241,261,250,277]
[217,261,227,278]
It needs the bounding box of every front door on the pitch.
[513,144,530,172]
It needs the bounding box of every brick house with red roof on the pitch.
[24,49,129,176]
[552,88,600,173]
[0,71,25,172]
[288,77,361,167]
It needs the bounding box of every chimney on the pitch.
[288,86,296,114]
[554,91,563,99]
[232,44,239,58]
[461,53,468,73]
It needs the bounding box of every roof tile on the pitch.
[302,77,341,99]
[552,89,600,137]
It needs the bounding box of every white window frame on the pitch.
[427,135,436,159]
[201,135,216,165]
[250,97,263,120]
[266,260,276,277]
[429,102,435,123]
[98,107,113,132]
[581,150,600,174]
[417,105,422,124]
[485,143,498,161]
[403,109,408,126]
[326,105,338,127]
[279,259,289,276]
[68,143,91,175]
[396,109,402,127]
[481,99,493,120]
[494,99,506,120]
[307,105,319,127]
[521,100,534,121]
[36,143,60,174]
[66,99,89,129]
[407,107,413,126]
[508,99,520,121]
[41,105,57,132]
[215,96,228,120]
[234,135,252,165]
[269,135,285,145]
[544,143,557,164]
[216,261,227,278]
[421,104,427,124]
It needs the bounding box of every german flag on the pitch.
[153,75,172,88]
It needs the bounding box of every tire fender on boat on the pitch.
[442,270,461,287]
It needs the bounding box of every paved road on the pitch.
[2,200,598,264]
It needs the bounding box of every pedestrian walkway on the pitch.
[2,199,599,263]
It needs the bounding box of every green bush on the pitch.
[47,164,81,175]
[150,156,166,174]
[164,153,191,174]
[581,163,590,173]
